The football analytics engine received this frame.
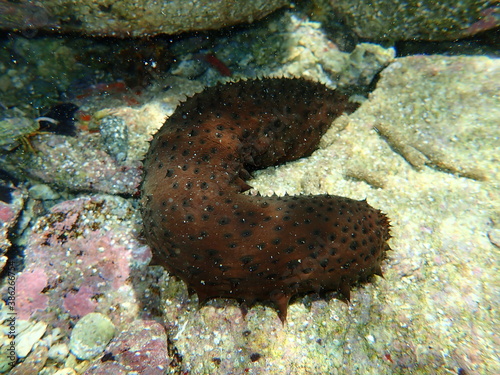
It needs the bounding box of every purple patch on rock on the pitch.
[63,285,98,317]
[15,268,49,319]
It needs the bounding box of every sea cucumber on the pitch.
[141,78,391,321]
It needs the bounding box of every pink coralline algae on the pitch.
[62,285,98,317]
[13,194,151,327]
[0,201,16,222]
[15,268,49,320]
[33,229,133,291]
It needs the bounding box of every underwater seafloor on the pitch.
[0,4,499,375]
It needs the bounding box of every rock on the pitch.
[9,346,48,375]
[15,269,49,320]
[99,115,128,163]
[69,313,115,360]
[62,285,98,318]
[84,320,169,374]
[2,194,155,338]
[28,184,60,200]
[367,55,498,181]
[83,362,127,375]
[0,182,24,273]
[9,131,142,195]
[15,321,47,358]
[48,343,70,363]
[323,0,499,41]
[0,0,290,37]
[53,369,78,375]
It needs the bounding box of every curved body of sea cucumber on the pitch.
[141,78,391,321]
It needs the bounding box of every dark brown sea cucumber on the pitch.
[141,78,391,321]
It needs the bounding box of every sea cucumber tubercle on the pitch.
[141,78,391,321]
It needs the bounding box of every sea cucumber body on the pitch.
[141,78,390,320]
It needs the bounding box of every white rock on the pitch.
[48,343,70,362]
[15,321,47,358]
[53,368,78,375]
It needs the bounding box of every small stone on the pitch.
[487,227,500,248]
[365,334,375,344]
[15,321,47,358]
[69,313,115,360]
[63,354,78,370]
[10,345,48,374]
[100,115,129,163]
[83,320,169,374]
[0,348,14,373]
[48,343,70,362]
[28,184,60,200]
[53,368,78,375]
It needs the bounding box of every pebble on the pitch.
[83,320,168,374]
[487,227,500,248]
[53,368,78,375]
[0,350,13,373]
[15,321,47,358]
[69,313,115,360]
[28,184,60,200]
[100,115,129,163]
[48,343,70,362]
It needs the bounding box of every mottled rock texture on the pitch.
[323,0,498,41]
[0,0,290,37]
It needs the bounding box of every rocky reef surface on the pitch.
[320,0,499,41]
[0,3,498,375]
[0,0,290,37]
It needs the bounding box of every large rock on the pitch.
[324,0,499,41]
[0,0,290,37]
